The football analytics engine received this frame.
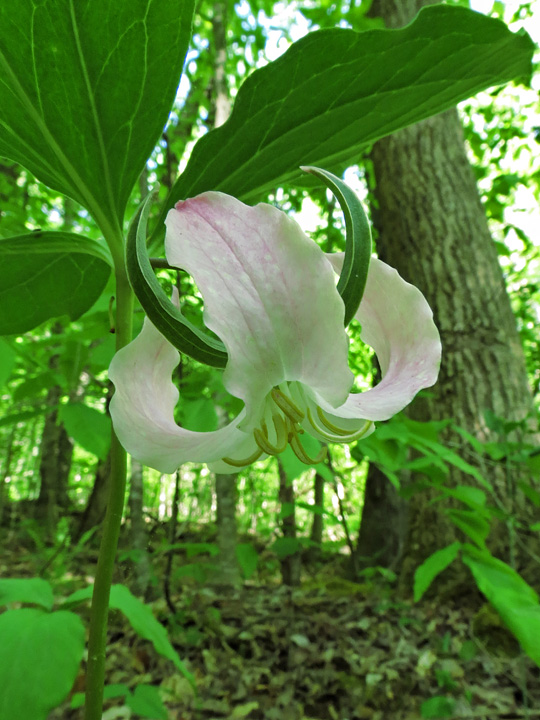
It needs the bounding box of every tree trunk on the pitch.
[355,464,408,572]
[128,460,151,597]
[359,0,535,594]
[0,427,16,526]
[278,461,301,587]
[35,336,73,539]
[211,1,231,128]
[75,452,111,542]
[215,473,240,587]
[309,472,325,546]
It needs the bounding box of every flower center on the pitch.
[222,383,372,469]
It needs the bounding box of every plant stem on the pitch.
[84,261,133,720]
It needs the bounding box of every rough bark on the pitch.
[359,0,536,593]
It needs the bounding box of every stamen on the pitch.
[222,447,264,468]
[307,407,373,443]
[271,387,305,423]
[290,433,328,465]
[272,413,289,452]
[316,406,357,437]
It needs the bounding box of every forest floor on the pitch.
[3,529,540,720]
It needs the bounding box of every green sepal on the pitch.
[302,166,371,326]
[125,195,228,368]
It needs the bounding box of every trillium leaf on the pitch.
[0,0,195,231]
[0,232,111,335]
[126,194,228,368]
[152,4,533,238]
[0,608,85,720]
[301,166,372,326]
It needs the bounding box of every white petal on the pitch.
[165,192,354,426]
[323,254,441,421]
[109,313,258,474]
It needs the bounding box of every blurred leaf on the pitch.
[71,684,129,710]
[447,509,490,548]
[0,339,15,388]
[181,397,219,432]
[421,695,456,718]
[272,536,301,559]
[0,578,54,611]
[127,685,168,720]
[236,543,259,579]
[0,609,85,720]
[60,403,111,460]
[414,542,461,602]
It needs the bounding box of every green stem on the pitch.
[84,260,133,720]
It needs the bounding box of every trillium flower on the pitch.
[109,192,441,474]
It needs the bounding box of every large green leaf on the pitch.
[462,545,540,667]
[0,0,195,233]
[153,5,533,235]
[0,608,85,720]
[60,403,111,460]
[0,578,54,611]
[0,232,111,335]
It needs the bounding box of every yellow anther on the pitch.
[222,447,264,468]
[270,387,305,423]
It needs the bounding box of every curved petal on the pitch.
[165,192,353,426]
[109,313,259,474]
[322,254,441,421]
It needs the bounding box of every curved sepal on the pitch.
[125,195,228,368]
[301,166,371,326]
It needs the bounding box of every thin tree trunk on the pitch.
[215,473,240,587]
[75,452,111,542]
[36,330,74,539]
[128,460,151,597]
[361,0,536,594]
[0,427,16,526]
[164,469,181,613]
[211,1,231,128]
[309,472,325,546]
[278,460,300,587]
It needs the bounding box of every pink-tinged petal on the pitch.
[322,254,441,421]
[165,192,354,426]
[109,314,259,474]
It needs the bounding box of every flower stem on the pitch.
[84,262,133,720]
